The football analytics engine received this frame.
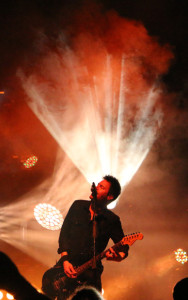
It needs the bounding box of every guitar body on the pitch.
[42,265,84,299]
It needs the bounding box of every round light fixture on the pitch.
[34,203,63,230]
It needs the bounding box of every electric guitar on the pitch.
[42,232,143,298]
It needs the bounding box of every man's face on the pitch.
[90,179,113,206]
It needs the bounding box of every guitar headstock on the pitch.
[121,232,144,246]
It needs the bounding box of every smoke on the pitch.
[0,0,175,262]
[16,6,173,193]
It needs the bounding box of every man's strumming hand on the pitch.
[63,261,77,278]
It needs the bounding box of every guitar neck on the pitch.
[75,240,123,276]
[56,232,143,292]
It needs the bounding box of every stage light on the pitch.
[23,156,38,169]
[0,291,3,300]
[0,91,5,94]
[175,248,188,264]
[6,293,14,299]
[34,203,63,230]
[107,200,117,209]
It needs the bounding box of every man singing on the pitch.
[56,175,129,298]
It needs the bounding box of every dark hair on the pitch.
[103,175,121,200]
[69,286,103,300]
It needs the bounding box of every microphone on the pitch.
[91,182,97,198]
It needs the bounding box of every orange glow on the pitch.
[0,91,5,94]
[0,291,14,300]
[6,293,14,299]
[152,254,176,276]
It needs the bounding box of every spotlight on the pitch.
[23,156,38,169]
[34,203,63,230]
[6,293,14,299]
[174,248,188,264]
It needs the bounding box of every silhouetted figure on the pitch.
[0,251,50,300]
[173,277,188,300]
[68,286,104,300]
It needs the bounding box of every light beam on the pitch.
[19,50,163,200]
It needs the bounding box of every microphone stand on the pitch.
[91,182,97,269]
